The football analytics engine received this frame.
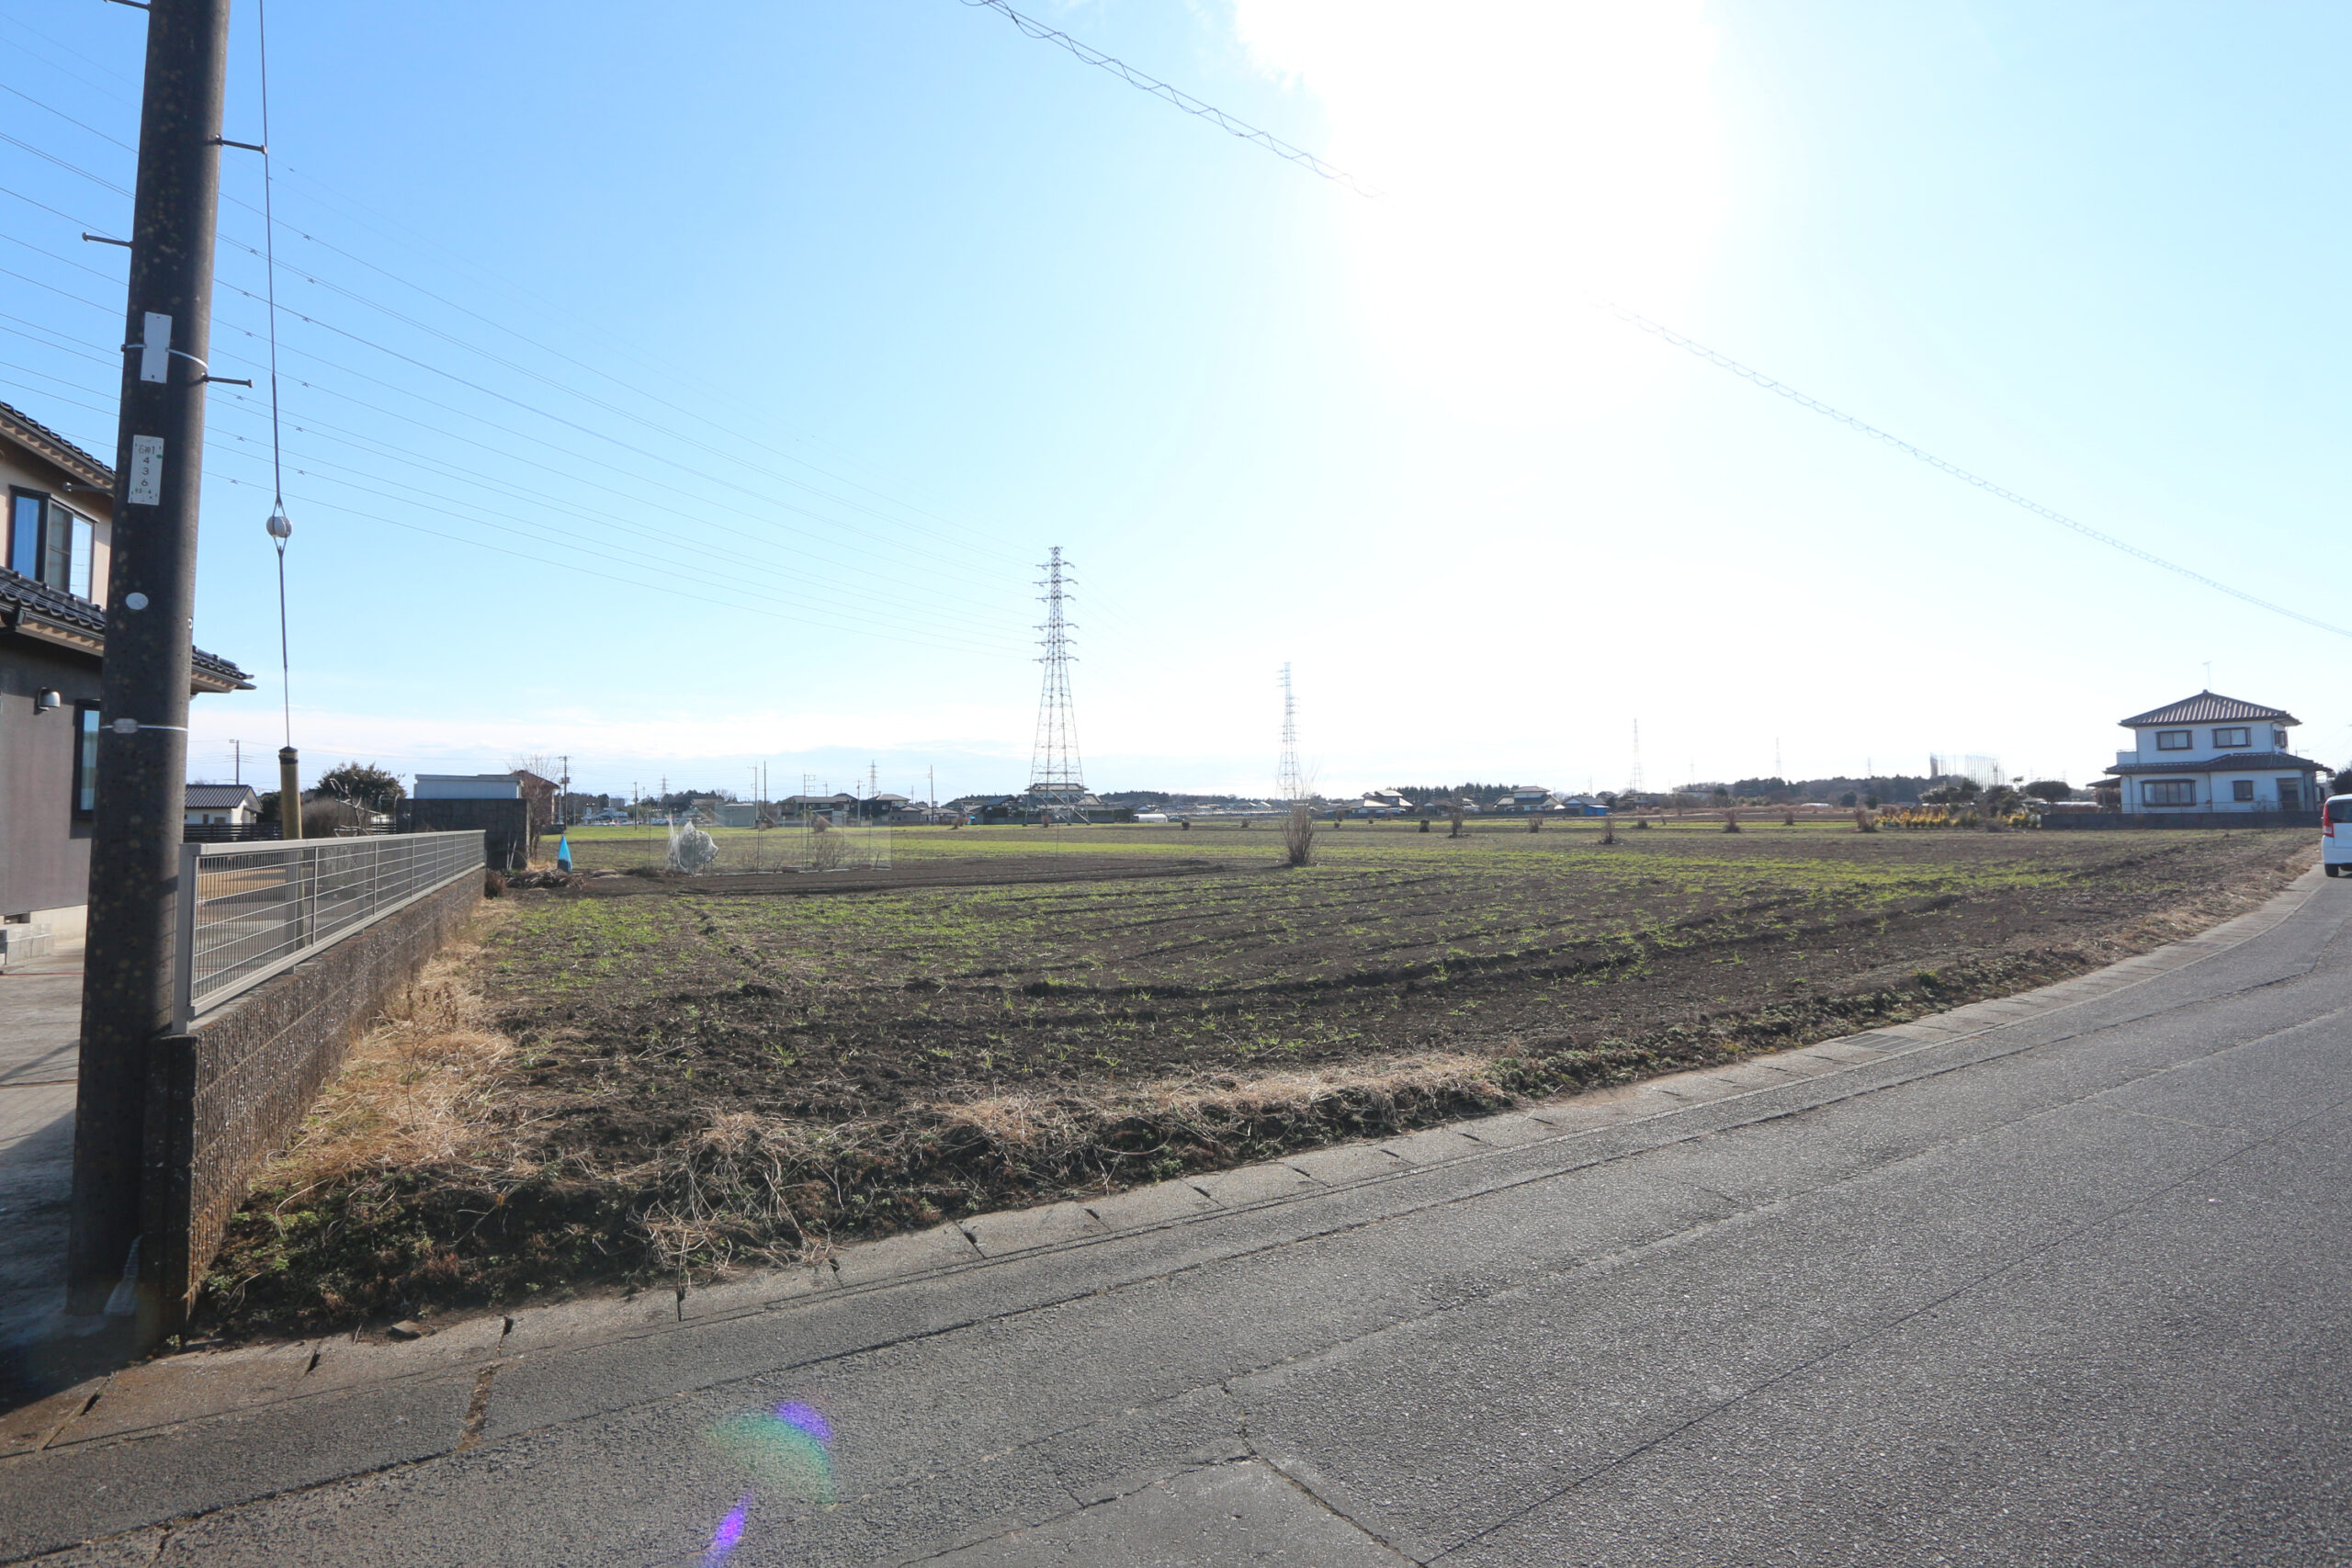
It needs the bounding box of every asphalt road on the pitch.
[4,871,2348,1565]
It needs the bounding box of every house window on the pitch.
[5,490,94,598]
[73,702,100,817]
[2212,728,2250,750]
[2233,780,2255,802]
[2273,728,2290,750]
[7,490,40,579]
[2279,779,2304,810]
[2154,730,2192,750]
[2143,780,2197,807]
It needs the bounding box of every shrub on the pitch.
[1283,800,1317,866]
[1723,809,1741,834]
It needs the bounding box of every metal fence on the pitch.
[173,830,484,1028]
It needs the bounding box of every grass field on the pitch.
[201,820,2312,1337]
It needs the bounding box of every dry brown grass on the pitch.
[628,1050,1505,1274]
[264,903,520,1201]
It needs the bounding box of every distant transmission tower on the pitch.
[1277,662,1304,800]
[1027,547,1085,800]
[1626,718,1645,796]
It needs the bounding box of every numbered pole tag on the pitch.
[128,435,164,505]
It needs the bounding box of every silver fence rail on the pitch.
[172,830,485,1029]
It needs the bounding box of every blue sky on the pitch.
[3,1,2346,800]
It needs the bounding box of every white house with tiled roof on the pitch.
[2109,692,2327,816]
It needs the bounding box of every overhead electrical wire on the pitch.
[1595,303,2352,642]
[957,0,1376,197]
[0,94,1032,605]
[949,8,2348,644]
[0,164,1027,626]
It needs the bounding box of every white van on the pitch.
[2324,795,2352,876]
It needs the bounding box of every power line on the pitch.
[0,102,1027,578]
[958,0,1376,197]
[4,227,1012,619]
[1598,302,2352,641]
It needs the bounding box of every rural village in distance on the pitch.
[2,4,2347,1564]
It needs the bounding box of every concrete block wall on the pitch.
[137,874,481,1341]
[395,797,532,870]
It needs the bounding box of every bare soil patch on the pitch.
[199,823,2310,1338]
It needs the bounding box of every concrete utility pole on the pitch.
[69,0,233,1316]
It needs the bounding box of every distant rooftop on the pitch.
[2120,691,2297,728]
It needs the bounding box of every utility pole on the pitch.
[69,0,233,1320]
[558,753,569,827]
[228,736,240,784]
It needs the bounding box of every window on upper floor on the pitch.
[2154,730,2192,750]
[2274,728,2290,751]
[6,489,96,599]
[2212,727,2250,750]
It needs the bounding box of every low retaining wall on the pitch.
[138,873,481,1340]
[2041,810,2318,830]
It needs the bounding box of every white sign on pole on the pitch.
[128,435,164,505]
[140,312,172,384]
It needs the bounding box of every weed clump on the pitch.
[1282,800,1317,867]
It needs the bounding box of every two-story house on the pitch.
[3,400,251,939]
[2109,692,2326,818]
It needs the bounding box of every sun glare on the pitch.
[1230,0,1724,423]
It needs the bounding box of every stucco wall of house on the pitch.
[0,638,100,918]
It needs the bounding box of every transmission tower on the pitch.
[1277,663,1304,800]
[1626,718,1645,797]
[1027,547,1085,800]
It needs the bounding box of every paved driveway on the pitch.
[3,874,2348,1565]
[0,955,81,1354]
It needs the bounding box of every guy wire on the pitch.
[257,0,292,745]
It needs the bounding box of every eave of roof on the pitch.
[0,400,113,492]
[1,568,252,692]
[2119,690,2298,728]
[2108,751,2326,775]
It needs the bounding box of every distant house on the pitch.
[3,400,249,934]
[2109,692,2326,815]
[1497,785,1573,815]
[185,783,261,827]
[713,801,760,829]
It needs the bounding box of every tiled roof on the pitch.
[2120,691,2297,727]
[0,568,252,692]
[0,400,112,491]
[186,784,260,808]
[2109,751,2325,775]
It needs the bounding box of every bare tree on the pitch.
[1283,799,1317,866]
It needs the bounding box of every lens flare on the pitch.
[702,1495,752,1564]
[775,1402,832,1443]
[707,1404,838,1506]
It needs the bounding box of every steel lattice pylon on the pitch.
[1277,662,1304,801]
[1028,547,1085,800]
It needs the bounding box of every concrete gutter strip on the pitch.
[7,866,2323,1459]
